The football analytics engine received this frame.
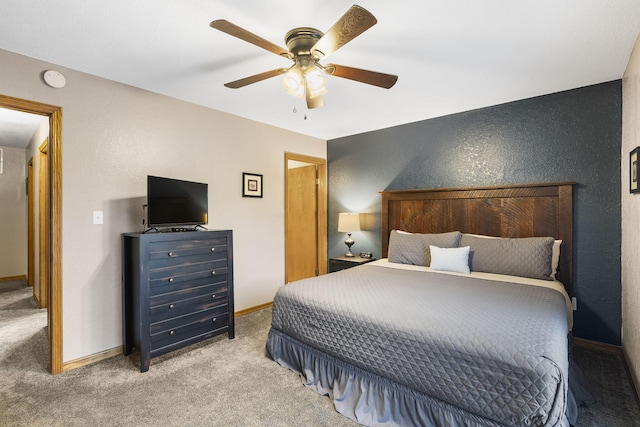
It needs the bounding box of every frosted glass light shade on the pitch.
[282,64,326,99]
[282,68,304,97]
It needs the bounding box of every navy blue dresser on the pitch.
[122,230,234,372]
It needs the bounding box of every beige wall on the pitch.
[622,32,640,392]
[0,48,326,362]
[0,146,27,277]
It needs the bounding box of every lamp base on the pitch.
[344,234,355,257]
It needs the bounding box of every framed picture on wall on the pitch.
[243,172,263,198]
[631,147,640,193]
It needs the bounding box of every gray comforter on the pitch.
[268,263,570,426]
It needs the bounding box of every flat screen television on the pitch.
[147,175,208,228]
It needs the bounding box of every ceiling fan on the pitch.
[210,5,398,109]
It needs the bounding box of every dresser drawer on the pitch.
[149,260,228,292]
[149,251,227,273]
[148,238,227,261]
[150,302,228,335]
[150,275,227,297]
[150,289,228,324]
[150,305,229,351]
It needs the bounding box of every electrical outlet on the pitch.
[93,211,103,225]
[572,297,577,311]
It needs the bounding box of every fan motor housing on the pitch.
[285,27,324,57]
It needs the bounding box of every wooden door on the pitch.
[286,164,318,282]
[285,153,327,284]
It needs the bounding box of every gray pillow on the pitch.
[459,234,554,280]
[388,230,462,266]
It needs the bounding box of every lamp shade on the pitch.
[338,213,361,232]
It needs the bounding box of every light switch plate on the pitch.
[93,211,103,225]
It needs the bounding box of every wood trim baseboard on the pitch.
[60,303,274,372]
[0,275,27,282]
[235,302,273,317]
[572,337,622,354]
[62,346,123,372]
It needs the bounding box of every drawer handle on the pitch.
[212,318,216,322]
[212,294,216,299]
[168,251,173,257]
[211,271,216,275]
[169,304,174,309]
[168,277,174,283]
[211,247,215,252]
[170,330,175,335]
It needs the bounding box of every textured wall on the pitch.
[0,147,27,277]
[328,81,622,345]
[622,34,640,393]
[0,48,326,362]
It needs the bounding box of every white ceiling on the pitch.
[1,0,639,142]
[0,109,46,148]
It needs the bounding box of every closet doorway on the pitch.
[0,94,63,374]
[284,153,327,283]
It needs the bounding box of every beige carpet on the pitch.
[2,280,639,426]
[0,281,356,426]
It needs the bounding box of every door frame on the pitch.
[284,152,327,282]
[0,94,63,374]
[38,139,50,308]
[27,156,34,288]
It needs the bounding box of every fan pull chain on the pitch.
[291,104,308,120]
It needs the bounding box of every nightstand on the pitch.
[329,256,376,273]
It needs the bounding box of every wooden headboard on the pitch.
[380,182,575,295]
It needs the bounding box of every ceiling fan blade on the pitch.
[305,80,324,109]
[311,5,377,58]
[210,20,292,59]
[224,68,289,89]
[325,64,398,89]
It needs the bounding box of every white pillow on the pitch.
[551,239,562,278]
[429,245,470,274]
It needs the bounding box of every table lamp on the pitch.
[338,213,361,257]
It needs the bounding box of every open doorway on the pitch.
[284,153,327,283]
[0,94,63,374]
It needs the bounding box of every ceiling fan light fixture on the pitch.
[212,5,397,109]
[282,64,326,99]
[305,67,327,97]
[281,67,304,97]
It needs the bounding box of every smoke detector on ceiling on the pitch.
[43,70,66,88]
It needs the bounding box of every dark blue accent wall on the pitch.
[327,81,622,345]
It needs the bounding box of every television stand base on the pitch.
[171,227,197,232]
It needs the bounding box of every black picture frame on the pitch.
[242,172,263,198]
[631,147,640,194]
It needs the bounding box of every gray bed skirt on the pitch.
[266,327,565,427]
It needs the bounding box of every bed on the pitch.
[266,182,578,426]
